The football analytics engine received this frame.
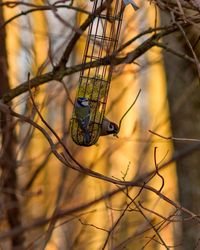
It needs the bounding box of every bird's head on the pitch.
[77,97,89,107]
[108,122,119,134]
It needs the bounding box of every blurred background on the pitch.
[1,0,200,249]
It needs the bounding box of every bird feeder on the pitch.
[70,0,135,146]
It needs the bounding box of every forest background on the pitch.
[0,0,200,249]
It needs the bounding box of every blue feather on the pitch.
[75,97,91,144]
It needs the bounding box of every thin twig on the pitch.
[117,89,141,133]
[149,129,200,142]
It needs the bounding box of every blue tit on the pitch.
[75,97,91,144]
[123,0,139,10]
[100,117,119,136]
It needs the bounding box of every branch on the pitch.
[0,4,90,30]
[0,182,199,242]
[2,21,193,103]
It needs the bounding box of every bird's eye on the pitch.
[109,124,114,130]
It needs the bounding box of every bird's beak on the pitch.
[113,133,119,138]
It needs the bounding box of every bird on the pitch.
[75,97,91,144]
[100,117,119,136]
[123,0,139,11]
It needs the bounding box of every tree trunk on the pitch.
[0,3,24,249]
[160,10,200,249]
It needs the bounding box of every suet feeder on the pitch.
[70,0,127,146]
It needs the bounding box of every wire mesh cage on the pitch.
[70,0,124,146]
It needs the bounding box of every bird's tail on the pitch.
[83,130,91,145]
